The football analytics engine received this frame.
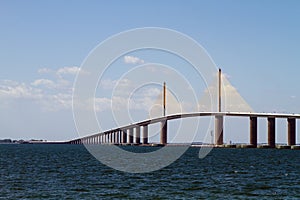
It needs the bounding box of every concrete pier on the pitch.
[250,116,257,147]
[118,130,122,144]
[111,132,114,144]
[268,117,276,148]
[160,120,167,145]
[287,118,296,146]
[122,130,127,144]
[215,116,223,145]
[129,128,134,144]
[143,125,148,144]
[115,131,119,144]
[135,126,141,144]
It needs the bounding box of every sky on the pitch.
[1,0,300,144]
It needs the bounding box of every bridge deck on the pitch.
[71,112,300,141]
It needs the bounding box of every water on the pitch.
[0,144,299,199]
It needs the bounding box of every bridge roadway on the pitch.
[69,112,300,148]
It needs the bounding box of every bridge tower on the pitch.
[161,82,168,145]
[215,68,224,145]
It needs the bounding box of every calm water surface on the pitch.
[0,144,299,199]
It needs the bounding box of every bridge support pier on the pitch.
[287,118,296,146]
[160,120,168,145]
[112,132,115,144]
[143,125,148,144]
[115,131,118,144]
[129,128,134,144]
[118,130,121,144]
[215,116,223,145]
[250,117,257,147]
[135,126,141,144]
[122,130,127,144]
[268,117,276,148]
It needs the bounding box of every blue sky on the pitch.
[1,0,300,143]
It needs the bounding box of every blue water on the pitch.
[0,144,299,199]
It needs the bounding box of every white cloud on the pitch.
[123,56,144,64]
[99,78,135,94]
[57,66,81,76]
[0,80,73,112]
[0,81,41,99]
[31,79,56,89]
[0,66,77,112]
[37,66,82,77]
[94,97,112,112]
[38,68,53,74]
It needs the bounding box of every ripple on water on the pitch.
[0,145,300,199]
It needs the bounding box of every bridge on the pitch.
[69,69,300,149]
[69,111,299,148]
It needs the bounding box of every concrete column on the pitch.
[116,131,119,144]
[143,125,148,144]
[111,131,116,144]
[114,131,117,144]
[122,130,127,144]
[160,120,168,145]
[129,128,134,144]
[110,132,113,144]
[288,118,296,146]
[135,126,141,144]
[268,117,276,148]
[250,116,257,147]
[215,116,223,145]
